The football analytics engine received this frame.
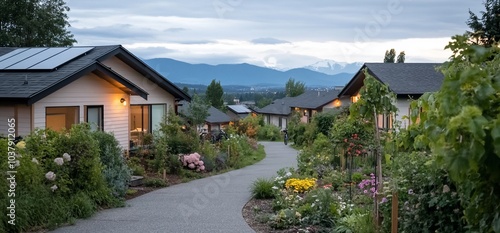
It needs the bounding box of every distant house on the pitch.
[289,90,343,123]
[226,104,253,120]
[256,90,343,128]
[0,46,190,150]
[255,96,295,129]
[338,63,444,128]
[178,101,231,132]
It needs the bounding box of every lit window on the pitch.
[46,107,79,131]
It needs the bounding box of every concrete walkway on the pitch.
[53,142,297,233]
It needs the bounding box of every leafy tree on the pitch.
[0,0,76,46]
[384,48,405,63]
[396,51,405,63]
[414,35,500,232]
[384,49,396,63]
[256,97,272,108]
[182,86,189,95]
[285,78,305,97]
[185,94,210,131]
[205,79,224,109]
[467,0,500,46]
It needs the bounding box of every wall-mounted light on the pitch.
[120,98,127,106]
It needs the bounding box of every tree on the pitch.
[0,0,76,47]
[396,51,405,63]
[384,49,396,63]
[467,0,500,46]
[182,86,189,95]
[186,94,210,131]
[285,78,305,97]
[205,79,224,109]
[384,49,405,63]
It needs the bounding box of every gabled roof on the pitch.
[178,101,231,124]
[255,96,295,116]
[290,90,340,109]
[339,63,444,97]
[0,45,190,104]
[227,105,253,114]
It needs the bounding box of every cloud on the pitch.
[251,38,290,44]
[163,27,186,33]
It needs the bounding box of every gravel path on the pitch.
[52,141,298,233]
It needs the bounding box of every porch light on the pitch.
[120,98,127,106]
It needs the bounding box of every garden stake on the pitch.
[391,191,399,233]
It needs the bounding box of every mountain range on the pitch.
[143,58,359,88]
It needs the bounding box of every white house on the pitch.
[0,45,190,150]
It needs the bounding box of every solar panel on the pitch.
[228,105,252,113]
[0,48,47,69]
[0,48,28,62]
[7,48,68,70]
[29,47,94,70]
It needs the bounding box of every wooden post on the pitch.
[163,168,167,181]
[391,192,399,233]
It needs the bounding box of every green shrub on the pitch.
[251,178,275,199]
[92,131,131,198]
[143,177,168,187]
[167,154,182,175]
[351,172,364,184]
[70,192,96,219]
[257,124,282,141]
[128,158,145,176]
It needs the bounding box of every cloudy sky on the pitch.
[65,0,484,69]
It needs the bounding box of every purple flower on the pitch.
[408,189,414,195]
[364,190,368,194]
[381,197,388,203]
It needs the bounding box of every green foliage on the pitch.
[206,79,224,109]
[467,0,500,46]
[313,111,338,136]
[330,113,373,146]
[380,152,465,233]
[397,51,405,63]
[257,124,282,141]
[251,178,275,199]
[92,131,131,198]
[384,48,396,63]
[256,97,273,108]
[0,0,76,46]
[143,177,168,187]
[335,211,376,233]
[285,78,305,97]
[416,35,500,232]
[297,133,335,177]
[351,172,364,184]
[128,157,145,176]
[287,112,307,145]
[184,93,210,128]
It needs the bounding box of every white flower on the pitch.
[272,186,279,190]
[14,160,20,167]
[45,171,56,181]
[50,185,58,192]
[285,172,292,177]
[54,157,64,166]
[62,153,71,162]
[443,185,450,193]
[31,158,39,164]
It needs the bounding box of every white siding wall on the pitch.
[101,57,176,109]
[32,73,130,150]
[0,106,15,137]
[395,98,411,128]
[0,105,31,137]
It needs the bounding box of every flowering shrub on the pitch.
[180,152,205,172]
[285,178,316,193]
[358,173,377,197]
[343,133,367,157]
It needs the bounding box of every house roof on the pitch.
[227,105,253,114]
[0,45,190,104]
[289,90,340,109]
[339,63,444,97]
[255,96,295,116]
[178,101,231,124]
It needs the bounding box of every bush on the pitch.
[351,172,364,184]
[92,131,131,198]
[143,177,168,187]
[257,124,282,141]
[251,178,275,199]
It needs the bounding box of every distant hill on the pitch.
[143,58,352,87]
[303,59,363,75]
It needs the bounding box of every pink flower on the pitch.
[188,163,195,169]
[54,157,64,166]
[45,171,56,181]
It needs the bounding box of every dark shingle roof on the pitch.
[290,90,340,109]
[339,63,444,97]
[0,46,190,104]
[255,96,295,115]
[178,101,231,124]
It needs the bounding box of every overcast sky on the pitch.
[65,0,484,69]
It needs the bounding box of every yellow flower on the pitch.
[16,141,26,149]
[285,178,316,193]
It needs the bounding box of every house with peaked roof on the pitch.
[256,96,295,129]
[338,63,444,128]
[0,46,190,150]
[226,104,253,120]
[256,90,344,128]
[178,101,231,132]
[289,90,343,123]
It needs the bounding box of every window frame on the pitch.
[85,105,104,131]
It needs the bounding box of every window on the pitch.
[46,107,79,131]
[86,106,103,131]
[130,104,165,145]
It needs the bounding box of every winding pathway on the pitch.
[52,142,298,233]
